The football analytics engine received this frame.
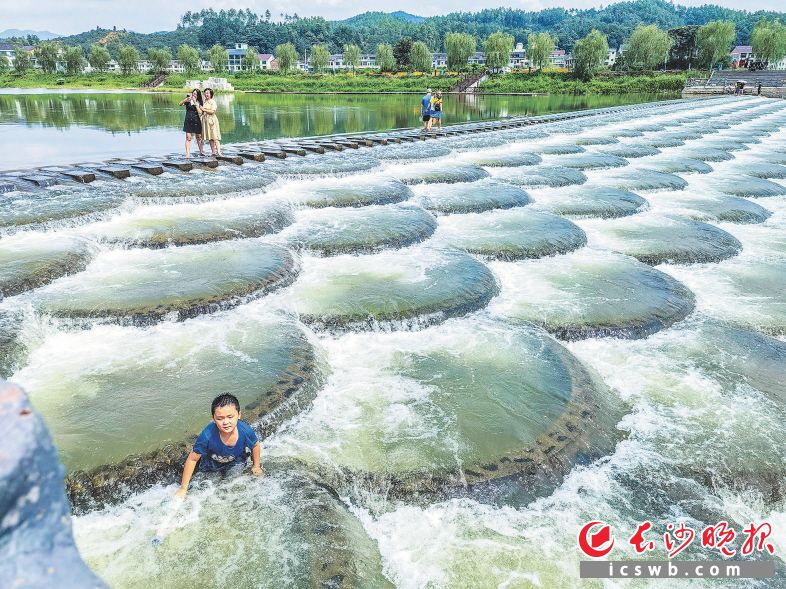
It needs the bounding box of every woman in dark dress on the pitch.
[179,89,205,158]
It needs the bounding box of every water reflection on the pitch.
[0,91,667,170]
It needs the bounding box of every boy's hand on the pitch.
[174,487,188,498]
[252,466,264,476]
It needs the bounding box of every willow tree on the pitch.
[624,25,672,71]
[697,20,735,70]
[410,41,432,72]
[207,44,229,73]
[63,46,85,75]
[13,49,31,73]
[88,45,111,73]
[310,44,329,73]
[34,41,60,74]
[241,50,260,71]
[572,29,609,80]
[484,32,514,71]
[527,32,555,71]
[147,47,172,73]
[376,43,395,72]
[751,19,786,66]
[343,43,361,73]
[177,44,201,75]
[274,43,298,73]
[117,44,140,75]
[445,32,476,71]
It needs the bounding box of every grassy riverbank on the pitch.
[0,69,689,96]
[480,71,688,95]
[0,71,189,91]
[231,72,458,93]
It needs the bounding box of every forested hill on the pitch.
[45,0,786,55]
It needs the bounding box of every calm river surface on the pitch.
[0,90,667,170]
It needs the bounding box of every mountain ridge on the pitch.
[0,28,61,40]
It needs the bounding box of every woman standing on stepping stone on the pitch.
[179,89,205,158]
[201,88,223,158]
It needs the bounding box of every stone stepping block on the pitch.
[277,145,307,156]
[102,160,164,176]
[296,144,325,154]
[316,142,344,151]
[259,148,287,159]
[334,140,359,149]
[190,157,219,169]
[57,169,96,183]
[95,165,132,179]
[130,163,164,175]
[357,136,388,145]
[234,150,265,162]
[20,174,58,187]
[216,154,244,165]
[159,159,193,172]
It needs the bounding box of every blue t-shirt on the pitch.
[421,95,432,114]
[193,421,259,471]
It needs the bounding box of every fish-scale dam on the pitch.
[3,96,786,588]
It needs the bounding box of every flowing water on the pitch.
[3,96,786,587]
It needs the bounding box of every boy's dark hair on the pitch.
[211,393,240,415]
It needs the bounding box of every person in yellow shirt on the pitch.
[430,91,444,129]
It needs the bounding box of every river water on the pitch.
[0,90,666,170]
[2,96,785,588]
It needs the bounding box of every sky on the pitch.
[1,0,784,36]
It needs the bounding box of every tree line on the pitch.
[2,13,785,79]
[5,0,786,57]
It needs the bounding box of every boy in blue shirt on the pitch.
[175,393,262,497]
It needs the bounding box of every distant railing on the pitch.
[144,73,167,88]
[452,69,489,93]
[685,77,710,88]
